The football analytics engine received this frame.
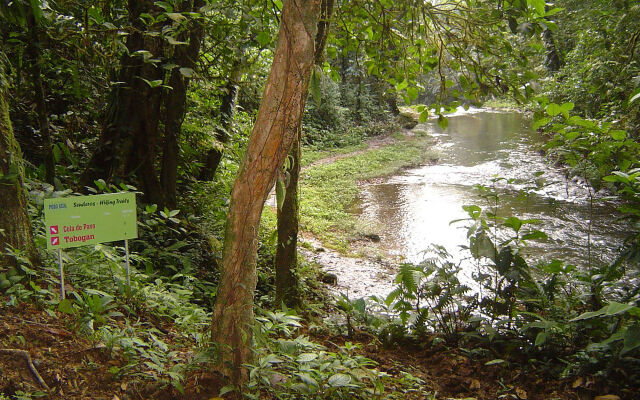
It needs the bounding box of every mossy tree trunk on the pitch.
[275,127,302,307]
[210,0,321,384]
[26,10,55,186]
[161,0,204,209]
[274,0,334,308]
[79,0,165,205]
[0,70,37,266]
[200,58,243,181]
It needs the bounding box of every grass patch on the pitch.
[300,135,437,251]
[301,142,369,167]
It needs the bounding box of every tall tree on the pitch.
[161,0,205,209]
[25,5,55,186]
[275,0,335,307]
[210,0,321,384]
[0,54,38,265]
[79,0,165,203]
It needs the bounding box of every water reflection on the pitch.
[356,109,628,287]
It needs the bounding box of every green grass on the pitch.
[301,142,369,168]
[299,136,437,251]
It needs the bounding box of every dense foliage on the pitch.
[1,0,639,398]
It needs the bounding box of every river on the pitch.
[312,108,630,298]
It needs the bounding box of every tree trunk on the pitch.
[210,0,321,384]
[542,27,562,72]
[0,68,38,265]
[275,127,301,307]
[200,59,242,181]
[79,0,164,205]
[161,0,204,208]
[26,12,55,186]
[275,0,334,308]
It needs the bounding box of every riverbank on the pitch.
[299,129,438,253]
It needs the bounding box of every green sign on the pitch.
[44,193,137,250]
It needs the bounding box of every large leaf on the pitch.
[296,353,319,363]
[310,67,322,104]
[528,0,545,15]
[328,373,351,387]
[571,302,634,321]
[622,323,640,355]
[437,114,449,130]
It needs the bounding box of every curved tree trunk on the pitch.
[210,0,321,384]
[0,71,38,265]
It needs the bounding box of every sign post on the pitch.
[44,193,137,298]
[57,249,64,299]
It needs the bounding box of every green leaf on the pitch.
[544,7,564,17]
[564,131,580,140]
[521,230,548,241]
[484,359,506,366]
[166,36,187,45]
[276,178,285,211]
[528,0,545,15]
[532,117,550,130]
[503,216,523,232]
[419,109,429,123]
[407,87,419,102]
[310,67,322,104]
[166,12,186,22]
[622,323,640,355]
[257,31,271,47]
[545,102,573,118]
[58,299,76,314]
[629,91,640,104]
[328,373,351,387]
[571,302,633,321]
[609,130,627,141]
[535,331,547,346]
[52,143,62,163]
[179,67,194,78]
[219,385,235,396]
[141,78,163,88]
[605,302,633,315]
[29,0,43,23]
[437,115,449,130]
[296,353,318,362]
[297,372,318,386]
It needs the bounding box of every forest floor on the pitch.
[0,301,586,400]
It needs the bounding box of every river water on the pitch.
[346,108,629,292]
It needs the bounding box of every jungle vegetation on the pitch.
[0,0,639,399]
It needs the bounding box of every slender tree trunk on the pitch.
[542,27,561,72]
[200,59,242,181]
[0,69,38,265]
[210,0,321,384]
[275,0,334,307]
[275,127,301,307]
[26,13,55,185]
[161,0,204,208]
